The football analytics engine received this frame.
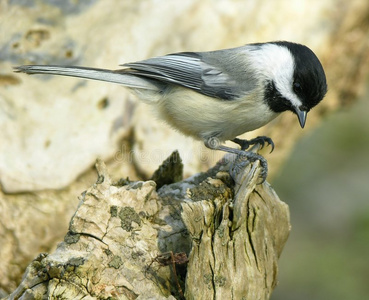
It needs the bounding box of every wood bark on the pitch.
[6,151,290,300]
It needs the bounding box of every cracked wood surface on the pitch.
[182,161,290,300]
[6,154,290,299]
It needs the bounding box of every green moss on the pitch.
[119,207,141,231]
[110,205,118,217]
[64,232,80,244]
[108,255,123,269]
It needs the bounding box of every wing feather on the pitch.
[121,49,256,100]
[123,53,202,91]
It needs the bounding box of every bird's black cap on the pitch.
[275,41,327,109]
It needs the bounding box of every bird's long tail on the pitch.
[14,65,159,91]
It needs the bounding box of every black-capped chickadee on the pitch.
[14,41,327,181]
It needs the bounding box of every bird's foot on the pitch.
[232,136,275,152]
[230,151,268,184]
[204,137,269,184]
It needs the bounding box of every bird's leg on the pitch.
[232,136,275,152]
[204,137,268,183]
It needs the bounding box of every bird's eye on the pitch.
[293,82,302,93]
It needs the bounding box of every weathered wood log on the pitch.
[6,151,290,299]
[182,162,290,299]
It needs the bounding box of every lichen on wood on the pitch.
[6,152,290,299]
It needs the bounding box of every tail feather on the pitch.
[14,65,159,91]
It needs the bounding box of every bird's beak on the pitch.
[294,107,307,128]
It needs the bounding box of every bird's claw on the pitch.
[230,150,268,184]
[232,136,275,153]
[204,136,270,184]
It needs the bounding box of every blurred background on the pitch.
[0,0,368,298]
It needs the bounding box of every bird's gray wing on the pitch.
[122,49,257,100]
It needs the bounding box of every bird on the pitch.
[14,41,327,182]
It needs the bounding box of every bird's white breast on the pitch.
[152,86,279,142]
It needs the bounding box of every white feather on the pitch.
[153,85,279,142]
[247,43,303,108]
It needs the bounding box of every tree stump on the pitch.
[6,151,290,300]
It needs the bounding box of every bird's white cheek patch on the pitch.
[255,44,303,109]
